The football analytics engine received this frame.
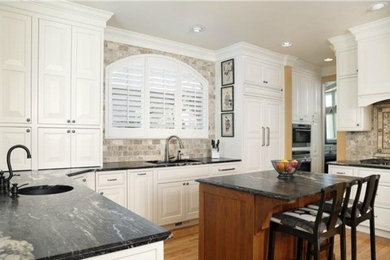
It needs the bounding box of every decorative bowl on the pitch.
[271,159,301,178]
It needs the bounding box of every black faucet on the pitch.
[6,145,31,182]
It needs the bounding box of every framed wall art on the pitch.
[221,59,234,86]
[221,113,234,137]
[221,86,234,112]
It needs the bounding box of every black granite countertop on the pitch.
[98,157,241,172]
[197,170,359,201]
[328,160,390,170]
[0,169,170,259]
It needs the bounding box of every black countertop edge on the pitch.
[64,157,241,177]
[328,161,390,170]
[43,231,172,260]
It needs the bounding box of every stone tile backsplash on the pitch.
[103,41,215,162]
[345,100,390,160]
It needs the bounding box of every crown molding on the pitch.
[328,33,357,52]
[105,26,216,62]
[284,55,321,74]
[0,1,112,27]
[349,16,390,41]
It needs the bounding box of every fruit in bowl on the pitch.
[271,159,301,177]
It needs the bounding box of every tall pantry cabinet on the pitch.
[215,43,284,173]
[0,2,112,170]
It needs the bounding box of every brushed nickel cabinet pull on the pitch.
[137,173,147,176]
[218,168,236,172]
[336,172,346,175]
[107,178,117,182]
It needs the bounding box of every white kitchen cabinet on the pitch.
[243,57,283,90]
[243,95,282,172]
[337,77,371,131]
[337,49,358,78]
[209,162,240,176]
[97,170,127,208]
[86,241,164,260]
[310,120,321,172]
[186,181,200,220]
[38,128,71,169]
[38,127,100,169]
[157,181,186,225]
[0,11,31,124]
[70,171,96,191]
[328,165,354,176]
[38,19,72,125]
[128,170,154,221]
[0,127,31,171]
[71,27,101,126]
[71,128,101,167]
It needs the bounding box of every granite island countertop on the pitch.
[0,169,171,259]
[196,170,359,201]
[328,160,390,170]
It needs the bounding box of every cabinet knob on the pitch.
[263,80,268,84]
[82,178,86,182]
[67,120,71,123]
[26,129,30,133]
[300,118,303,121]
[356,123,360,126]
[67,130,71,133]
[26,118,31,122]
[72,130,76,133]
[72,120,76,123]
[100,192,104,195]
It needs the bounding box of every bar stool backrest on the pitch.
[352,175,380,219]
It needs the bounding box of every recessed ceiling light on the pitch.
[368,2,388,11]
[192,25,205,33]
[281,41,292,47]
[324,58,334,62]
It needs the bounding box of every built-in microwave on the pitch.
[292,124,311,148]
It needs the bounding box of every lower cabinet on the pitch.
[328,164,390,238]
[0,126,32,171]
[38,127,101,169]
[157,181,186,225]
[70,171,96,191]
[128,170,154,221]
[96,170,127,208]
[86,241,164,260]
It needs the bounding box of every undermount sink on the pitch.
[147,159,202,166]
[18,185,74,195]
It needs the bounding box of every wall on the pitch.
[103,41,215,162]
[345,100,390,160]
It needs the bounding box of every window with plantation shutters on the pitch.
[106,54,208,139]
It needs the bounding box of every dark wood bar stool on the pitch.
[345,175,380,260]
[268,182,349,260]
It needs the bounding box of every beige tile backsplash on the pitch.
[345,100,390,160]
[103,41,215,162]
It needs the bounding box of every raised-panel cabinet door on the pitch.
[262,63,282,90]
[243,58,262,85]
[38,128,71,169]
[71,27,102,126]
[98,187,126,208]
[38,20,71,125]
[0,127,31,171]
[128,171,154,221]
[337,49,358,77]
[157,182,185,225]
[243,97,262,172]
[185,181,200,221]
[71,171,96,191]
[299,76,311,122]
[0,11,31,124]
[71,128,101,167]
[337,77,360,129]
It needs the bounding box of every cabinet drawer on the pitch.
[157,165,209,183]
[209,163,240,176]
[356,168,390,186]
[97,171,126,187]
[328,165,354,176]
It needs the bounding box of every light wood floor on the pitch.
[164,225,390,260]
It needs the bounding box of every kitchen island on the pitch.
[197,170,360,260]
[0,168,171,259]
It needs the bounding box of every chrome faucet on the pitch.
[6,145,31,182]
[165,135,184,162]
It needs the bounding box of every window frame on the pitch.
[105,54,209,139]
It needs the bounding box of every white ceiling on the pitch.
[76,1,390,66]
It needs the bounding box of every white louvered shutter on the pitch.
[148,58,177,130]
[110,57,144,130]
[181,68,207,131]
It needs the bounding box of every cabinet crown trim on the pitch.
[349,16,390,41]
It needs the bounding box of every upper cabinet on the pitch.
[349,17,390,107]
[243,56,283,90]
[329,34,372,131]
[0,11,31,124]
[38,20,102,126]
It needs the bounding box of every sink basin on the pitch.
[18,185,74,195]
[147,159,202,166]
